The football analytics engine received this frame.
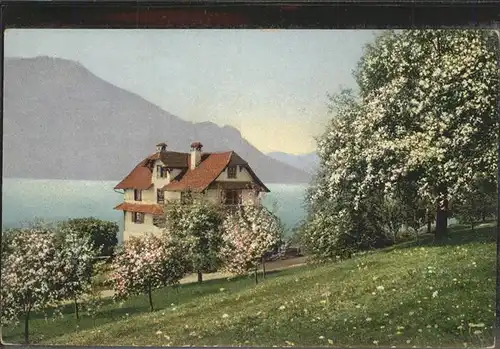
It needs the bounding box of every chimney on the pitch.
[156,142,167,153]
[190,142,203,169]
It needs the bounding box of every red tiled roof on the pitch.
[114,202,164,215]
[115,149,269,193]
[163,151,233,192]
[114,153,159,190]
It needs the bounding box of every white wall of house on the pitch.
[164,191,181,201]
[124,188,155,203]
[215,165,253,182]
[123,212,164,241]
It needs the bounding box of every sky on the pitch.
[5,29,378,154]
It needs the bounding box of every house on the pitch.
[114,142,270,241]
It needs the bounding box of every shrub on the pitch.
[59,217,118,257]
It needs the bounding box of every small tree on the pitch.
[453,175,496,230]
[164,199,224,283]
[1,228,62,344]
[54,228,96,320]
[59,217,118,257]
[110,234,185,312]
[220,206,283,284]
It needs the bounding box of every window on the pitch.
[224,190,242,205]
[134,189,142,201]
[157,189,165,204]
[227,166,237,179]
[156,165,167,178]
[132,212,145,224]
[180,191,193,205]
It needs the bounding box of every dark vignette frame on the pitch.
[0,1,499,349]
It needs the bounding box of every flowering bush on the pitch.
[110,233,186,311]
[220,205,283,283]
[1,228,63,343]
[164,199,224,283]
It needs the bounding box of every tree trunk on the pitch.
[24,310,30,344]
[74,295,79,320]
[426,208,432,234]
[435,198,448,239]
[262,258,266,279]
[254,267,259,285]
[471,222,475,231]
[197,271,203,283]
[147,284,154,312]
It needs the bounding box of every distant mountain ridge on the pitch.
[267,151,319,174]
[3,56,311,184]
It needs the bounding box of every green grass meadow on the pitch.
[2,223,496,347]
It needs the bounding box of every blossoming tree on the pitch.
[220,205,283,284]
[352,29,498,238]
[110,233,186,312]
[1,228,62,344]
[164,198,224,283]
[306,29,498,258]
[54,227,96,320]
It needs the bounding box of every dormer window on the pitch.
[134,189,142,201]
[156,165,167,178]
[227,166,237,179]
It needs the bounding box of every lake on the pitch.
[2,178,308,242]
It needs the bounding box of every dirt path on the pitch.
[100,256,307,298]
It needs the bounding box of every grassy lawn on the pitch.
[2,223,496,347]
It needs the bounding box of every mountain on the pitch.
[267,151,319,174]
[3,56,311,184]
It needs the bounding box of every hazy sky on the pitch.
[5,29,378,154]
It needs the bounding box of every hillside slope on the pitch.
[4,56,310,183]
[3,223,495,347]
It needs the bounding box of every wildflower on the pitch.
[469,323,485,328]
[406,340,411,344]
[432,291,438,298]
[156,330,163,335]
[376,286,385,291]
[222,313,229,318]
[328,339,334,345]
[473,330,482,335]
[366,317,372,322]
[219,288,225,292]
[373,340,379,345]
[279,305,286,310]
